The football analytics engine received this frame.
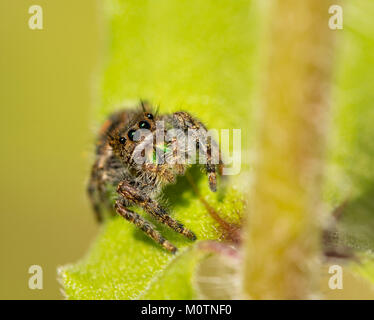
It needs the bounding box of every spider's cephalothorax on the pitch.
[87,101,222,253]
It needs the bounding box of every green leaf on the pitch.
[138,245,209,300]
[59,0,254,300]
[59,173,244,299]
[323,1,374,293]
[324,1,374,250]
[59,0,374,299]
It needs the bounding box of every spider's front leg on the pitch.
[115,200,177,253]
[117,181,196,240]
[172,112,223,192]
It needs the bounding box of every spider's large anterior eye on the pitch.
[145,113,153,120]
[119,136,126,144]
[128,129,137,141]
[139,120,151,130]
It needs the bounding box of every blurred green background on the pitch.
[0,1,99,299]
[1,0,374,300]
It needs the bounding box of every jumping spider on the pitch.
[87,101,221,253]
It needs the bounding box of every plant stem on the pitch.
[243,0,336,299]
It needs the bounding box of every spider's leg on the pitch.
[172,111,222,192]
[117,181,196,240]
[205,143,218,192]
[87,165,104,223]
[115,200,177,253]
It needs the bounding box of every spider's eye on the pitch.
[128,129,137,141]
[145,113,153,120]
[119,136,126,144]
[139,120,151,130]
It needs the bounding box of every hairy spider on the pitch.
[87,101,222,253]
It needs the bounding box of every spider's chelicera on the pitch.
[87,101,223,253]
